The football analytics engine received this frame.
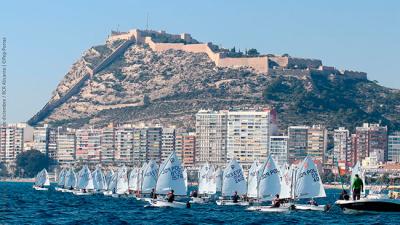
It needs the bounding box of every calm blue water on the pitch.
[1,182,399,225]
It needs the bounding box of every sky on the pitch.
[0,0,399,123]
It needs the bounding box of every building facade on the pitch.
[115,126,134,164]
[0,124,25,163]
[56,127,76,165]
[354,123,387,163]
[333,127,351,169]
[388,132,400,163]
[269,136,288,167]
[287,126,309,163]
[307,125,328,164]
[161,127,176,162]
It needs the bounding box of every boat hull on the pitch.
[149,199,187,208]
[247,205,292,213]
[295,204,328,211]
[216,200,249,206]
[33,186,48,191]
[190,197,210,204]
[335,199,400,213]
[73,191,93,196]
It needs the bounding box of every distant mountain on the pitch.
[28,30,400,132]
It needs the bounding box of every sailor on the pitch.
[352,174,364,200]
[272,194,281,208]
[191,190,198,198]
[308,198,318,206]
[167,190,175,203]
[232,191,240,203]
[83,189,87,193]
[150,188,157,199]
[339,190,350,200]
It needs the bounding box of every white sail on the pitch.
[57,168,66,186]
[183,168,188,193]
[156,151,186,196]
[35,169,49,186]
[77,165,94,190]
[93,166,107,191]
[350,161,366,197]
[105,169,114,190]
[128,167,139,191]
[222,159,247,197]
[295,156,326,199]
[247,161,260,198]
[207,165,217,194]
[258,156,281,200]
[116,165,129,195]
[108,172,118,193]
[198,163,210,194]
[215,167,223,193]
[138,162,147,192]
[141,160,158,194]
[64,168,77,189]
[279,164,293,199]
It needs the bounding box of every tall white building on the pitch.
[226,110,274,170]
[333,127,350,166]
[195,110,228,167]
[0,123,25,163]
[101,125,115,164]
[161,127,176,162]
[307,125,328,165]
[115,126,134,164]
[75,128,102,162]
[287,126,309,163]
[269,136,288,168]
[33,124,49,154]
[388,132,400,163]
[56,127,76,165]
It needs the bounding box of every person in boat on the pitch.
[150,188,157,199]
[83,189,87,193]
[69,186,73,190]
[272,194,281,208]
[191,190,198,198]
[232,191,240,203]
[339,190,350,200]
[308,198,318,206]
[352,174,364,200]
[167,190,175,203]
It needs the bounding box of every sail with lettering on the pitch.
[350,161,366,197]
[57,168,66,186]
[77,165,94,190]
[116,165,129,195]
[156,151,186,196]
[222,159,247,197]
[198,163,210,194]
[258,156,281,200]
[247,161,260,198]
[92,166,107,191]
[295,156,326,199]
[207,165,217,194]
[280,164,294,199]
[141,160,158,194]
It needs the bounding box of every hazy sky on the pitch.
[1,0,399,123]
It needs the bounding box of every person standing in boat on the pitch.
[352,174,364,200]
[232,191,240,203]
[150,188,157,199]
[167,190,175,203]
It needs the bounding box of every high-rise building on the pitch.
[101,125,115,164]
[47,128,57,159]
[195,110,228,166]
[333,127,351,169]
[133,128,147,162]
[115,126,134,164]
[226,110,273,170]
[269,136,288,167]
[0,123,25,163]
[146,127,162,162]
[354,123,387,163]
[56,127,76,165]
[33,124,49,155]
[75,128,102,162]
[388,132,400,163]
[161,127,176,162]
[181,132,196,168]
[307,125,328,164]
[287,126,309,163]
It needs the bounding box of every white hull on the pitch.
[73,191,93,196]
[149,199,187,208]
[63,189,75,193]
[295,204,328,211]
[103,191,113,196]
[247,205,292,213]
[33,186,48,191]
[54,187,65,192]
[216,200,249,206]
[190,197,210,204]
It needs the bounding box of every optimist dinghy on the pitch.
[33,169,50,191]
[73,165,94,195]
[55,168,66,192]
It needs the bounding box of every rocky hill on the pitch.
[29,32,400,132]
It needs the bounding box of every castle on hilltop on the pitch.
[107,29,367,80]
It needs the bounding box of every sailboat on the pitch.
[216,159,248,206]
[92,165,107,193]
[246,161,260,201]
[104,169,114,191]
[55,168,66,191]
[63,168,77,193]
[137,160,158,201]
[128,167,140,195]
[335,162,400,213]
[149,151,188,208]
[33,168,50,191]
[191,163,213,203]
[112,165,129,198]
[247,156,291,212]
[104,171,117,196]
[293,156,328,211]
[73,165,94,195]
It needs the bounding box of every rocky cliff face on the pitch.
[34,40,400,131]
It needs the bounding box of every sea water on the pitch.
[1,182,399,225]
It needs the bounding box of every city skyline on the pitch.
[1,0,400,123]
